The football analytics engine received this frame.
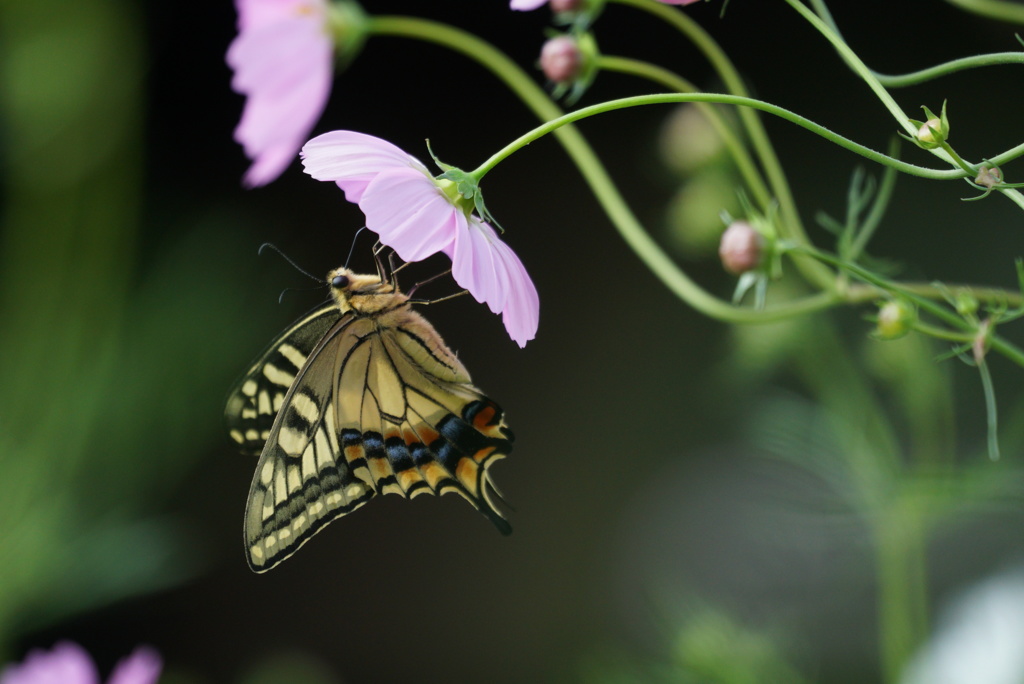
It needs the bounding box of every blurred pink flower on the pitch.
[301,131,539,347]
[511,0,698,7]
[1,642,161,684]
[227,0,334,187]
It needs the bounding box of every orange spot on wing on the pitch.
[344,444,365,465]
[413,425,440,445]
[472,405,497,428]
[421,462,446,489]
[397,468,423,491]
[456,458,480,495]
[369,458,391,481]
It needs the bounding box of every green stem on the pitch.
[874,53,1024,88]
[938,141,976,175]
[608,0,830,288]
[875,507,928,684]
[977,357,1001,460]
[367,16,840,324]
[810,0,1024,84]
[800,248,1024,367]
[473,93,969,181]
[911,320,973,343]
[595,54,774,212]
[944,0,1024,23]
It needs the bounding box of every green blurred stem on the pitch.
[847,140,899,260]
[367,16,842,324]
[801,248,1024,367]
[596,54,774,212]
[874,506,929,684]
[911,321,973,343]
[978,358,1001,460]
[944,0,1024,23]
[608,0,832,291]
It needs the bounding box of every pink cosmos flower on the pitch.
[301,131,540,347]
[1,642,161,684]
[227,0,334,187]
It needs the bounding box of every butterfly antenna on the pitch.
[258,243,324,284]
[343,227,368,270]
[275,284,328,304]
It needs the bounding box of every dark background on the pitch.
[3,1,1024,682]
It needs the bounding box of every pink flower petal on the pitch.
[510,0,549,9]
[490,238,539,347]
[359,167,458,262]
[301,131,430,203]
[235,0,323,32]
[451,220,538,347]
[1,642,99,684]
[107,647,161,684]
[451,217,506,315]
[227,0,332,187]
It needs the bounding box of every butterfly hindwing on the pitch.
[225,304,342,456]
[242,304,514,572]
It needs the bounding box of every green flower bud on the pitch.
[875,300,916,340]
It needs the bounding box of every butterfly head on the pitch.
[327,266,404,314]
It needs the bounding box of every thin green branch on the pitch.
[977,358,1001,460]
[944,0,1024,24]
[473,93,970,181]
[848,139,900,260]
[366,16,842,324]
[874,53,1024,88]
[607,0,833,290]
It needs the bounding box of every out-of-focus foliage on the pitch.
[0,0,271,653]
[579,608,807,684]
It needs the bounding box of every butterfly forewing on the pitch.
[226,304,343,455]
[232,272,514,572]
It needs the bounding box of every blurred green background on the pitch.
[1,0,1024,682]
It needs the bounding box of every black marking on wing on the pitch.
[225,303,342,456]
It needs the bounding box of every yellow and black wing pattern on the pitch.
[227,296,513,572]
[225,304,343,456]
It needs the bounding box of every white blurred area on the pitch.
[901,567,1024,684]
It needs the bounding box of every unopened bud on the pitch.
[875,300,915,340]
[550,0,584,10]
[540,35,582,83]
[719,221,764,275]
[917,118,943,145]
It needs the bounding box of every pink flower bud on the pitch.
[540,36,582,83]
[550,0,584,10]
[718,221,763,275]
